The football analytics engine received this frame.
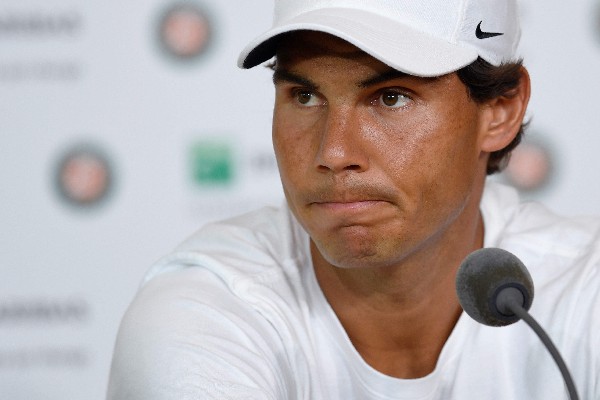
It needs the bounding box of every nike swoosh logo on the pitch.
[476,21,504,39]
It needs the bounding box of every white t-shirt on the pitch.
[107,182,600,399]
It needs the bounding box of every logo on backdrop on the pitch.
[156,1,213,61]
[187,139,280,188]
[189,139,234,186]
[53,143,115,209]
[185,137,283,222]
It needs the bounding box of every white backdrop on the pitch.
[1,0,599,399]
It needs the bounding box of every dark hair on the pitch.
[456,57,527,174]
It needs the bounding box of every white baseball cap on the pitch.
[238,0,521,77]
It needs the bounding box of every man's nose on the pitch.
[314,107,369,174]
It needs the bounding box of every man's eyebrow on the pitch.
[272,69,318,90]
[272,67,437,90]
[358,69,412,88]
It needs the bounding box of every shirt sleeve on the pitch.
[106,267,292,400]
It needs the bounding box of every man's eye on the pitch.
[379,91,411,108]
[294,90,319,106]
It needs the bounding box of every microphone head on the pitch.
[456,248,534,327]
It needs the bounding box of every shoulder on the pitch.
[108,267,292,399]
[479,182,600,396]
[482,181,600,272]
[134,204,313,334]
[481,181,600,324]
[108,205,311,399]
[143,204,310,286]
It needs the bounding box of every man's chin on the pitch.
[311,237,391,270]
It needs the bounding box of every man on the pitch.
[107,1,600,399]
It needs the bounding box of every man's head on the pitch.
[265,31,529,269]
[238,1,530,269]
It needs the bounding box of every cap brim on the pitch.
[238,8,478,77]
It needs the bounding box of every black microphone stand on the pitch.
[501,293,579,400]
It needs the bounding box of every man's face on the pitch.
[272,32,491,270]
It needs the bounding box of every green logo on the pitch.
[189,140,234,186]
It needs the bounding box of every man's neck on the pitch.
[311,211,484,379]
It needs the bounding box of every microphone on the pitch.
[455,247,579,400]
[455,247,534,327]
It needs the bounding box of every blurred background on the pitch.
[1,0,599,398]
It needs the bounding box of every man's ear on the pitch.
[480,67,531,152]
